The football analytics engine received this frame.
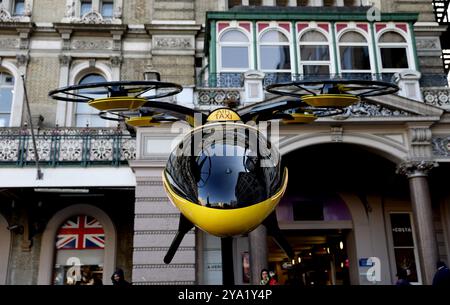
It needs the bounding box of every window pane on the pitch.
[380,48,408,69]
[260,46,291,70]
[297,0,309,6]
[221,46,249,69]
[339,46,370,70]
[249,0,262,5]
[228,0,241,8]
[14,0,25,15]
[221,30,249,43]
[0,88,13,112]
[340,31,366,43]
[344,0,355,5]
[0,114,10,127]
[260,30,289,43]
[101,2,114,17]
[300,31,328,42]
[300,45,330,61]
[379,32,406,43]
[76,114,104,127]
[276,0,289,6]
[390,213,414,247]
[81,1,92,16]
[303,65,330,76]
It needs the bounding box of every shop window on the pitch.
[0,72,14,127]
[75,73,107,127]
[53,215,105,285]
[219,30,250,70]
[299,30,331,76]
[339,31,371,72]
[259,30,291,71]
[389,213,420,283]
[378,31,409,70]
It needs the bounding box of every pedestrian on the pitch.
[111,268,130,286]
[432,261,450,286]
[260,269,270,285]
[269,271,278,285]
[395,268,410,286]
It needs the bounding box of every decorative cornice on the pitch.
[58,55,72,66]
[396,160,439,178]
[71,39,112,50]
[135,197,169,202]
[134,230,194,235]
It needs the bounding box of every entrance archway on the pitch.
[269,143,411,285]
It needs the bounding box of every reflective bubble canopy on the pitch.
[164,123,284,209]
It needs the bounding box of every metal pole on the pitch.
[21,74,43,180]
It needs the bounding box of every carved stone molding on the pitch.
[110,56,122,67]
[58,55,72,66]
[16,54,29,67]
[410,128,432,145]
[153,36,193,50]
[71,40,112,50]
[396,160,439,178]
[432,136,450,157]
[416,37,440,50]
[421,88,450,109]
[330,126,343,143]
[333,101,413,119]
[0,38,18,49]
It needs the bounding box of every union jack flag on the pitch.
[56,215,105,250]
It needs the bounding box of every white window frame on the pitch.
[385,211,422,285]
[64,0,121,19]
[337,29,376,75]
[0,71,15,127]
[65,61,114,127]
[0,0,32,20]
[298,28,333,76]
[258,27,293,73]
[217,28,252,73]
[376,29,414,74]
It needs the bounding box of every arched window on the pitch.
[339,31,371,73]
[299,30,331,76]
[53,215,105,285]
[219,30,250,71]
[0,72,15,127]
[75,73,107,127]
[378,31,409,70]
[259,30,291,71]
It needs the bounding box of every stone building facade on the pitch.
[0,0,450,285]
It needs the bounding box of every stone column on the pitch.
[248,225,268,285]
[397,161,439,285]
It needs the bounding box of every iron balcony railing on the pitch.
[0,128,136,167]
[197,72,449,88]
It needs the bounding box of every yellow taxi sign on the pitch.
[207,108,241,122]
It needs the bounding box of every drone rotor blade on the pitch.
[164,214,195,264]
[262,212,295,260]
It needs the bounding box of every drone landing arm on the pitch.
[238,99,305,123]
[263,211,295,260]
[164,213,195,264]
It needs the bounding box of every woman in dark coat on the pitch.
[111,268,131,286]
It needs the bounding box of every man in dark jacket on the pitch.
[432,261,450,286]
[111,268,131,286]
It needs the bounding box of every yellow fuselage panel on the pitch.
[162,168,288,237]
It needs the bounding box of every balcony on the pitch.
[0,128,135,168]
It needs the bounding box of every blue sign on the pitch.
[359,258,375,267]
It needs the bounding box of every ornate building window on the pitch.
[63,0,122,24]
[80,0,92,16]
[338,31,371,74]
[299,30,331,76]
[75,73,107,127]
[0,0,32,21]
[0,72,15,127]
[53,215,105,285]
[259,29,291,72]
[378,31,410,71]
[219,30,251,71]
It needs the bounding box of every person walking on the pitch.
[111,268,130,286]
[432,261,450,286]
